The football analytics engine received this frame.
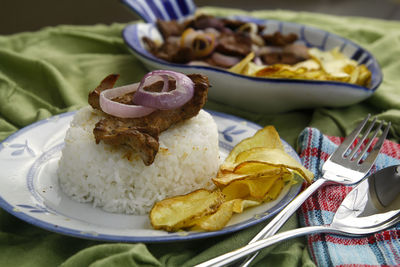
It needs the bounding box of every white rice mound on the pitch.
[58,106,220,215]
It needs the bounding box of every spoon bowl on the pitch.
[196,164,400,267]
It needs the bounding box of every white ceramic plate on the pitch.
[121,0,382,114]
[0,110,302,242]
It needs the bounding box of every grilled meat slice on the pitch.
[156,19,185,39]
[88,74,120,110]
[143,36,195,64]
[262,32,298,47]
[215,32,252,57]
[88,74,210,166]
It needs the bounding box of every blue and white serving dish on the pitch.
[121,0,382,113]
[0,111,302,242]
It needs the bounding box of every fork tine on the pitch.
[347,117,377,160]
[354,120,382,163]
[360,121,391,169]
[333,114,371,157]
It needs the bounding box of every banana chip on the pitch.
[213,168,279,187]
[220,125,284,173]
[234,148,314,183]
[191,199,261,231]
[264,177,285,201]
[191,200,235,231]
[228,52,255,74]
[150,189,224,231]
[229,47,371,87]
[222,173,283,201]
[221,125,313,184]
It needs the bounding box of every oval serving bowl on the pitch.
[121,0,382,114]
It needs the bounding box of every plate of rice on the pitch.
[0,107,302,242]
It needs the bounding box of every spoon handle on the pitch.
[238,178,327,267]
[256,178,326,238]
[195,225,332,267]
[231,178,326,265]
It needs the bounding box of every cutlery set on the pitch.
[197,115,397,267]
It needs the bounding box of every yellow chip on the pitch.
[233,147,314,183]
[229,52,255,74]
[233,160,278,175]
[242,62,266,76]
[221,168,289,201]
[213,167,281,187]
[231,199,261,213]
[220,126,284,173]
[226,47,371,86]
[191,200,235,231]
[150,189,224,231]
[263,177,284,201]
[222,177,277,201]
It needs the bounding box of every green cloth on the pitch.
[1,6,400,267]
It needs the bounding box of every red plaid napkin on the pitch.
[297,127,400,267]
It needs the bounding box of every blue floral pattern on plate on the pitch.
[16,204,54,214]
[0,110,302,242]
[9,140,35,157]
[220,125,247,143]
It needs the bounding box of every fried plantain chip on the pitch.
[228,47,371,86]
[222,176,279,201]
[220,126,284,173]
[231,199,261,213]
[233,147,313,183]
[191,198,261,231]
[263,177,285,201]
[213,167,280,187]
[221,167,290,201]
[232,161,277,174]
[191,200,235,231]
[229,52,255,74]
[150,189,224,231]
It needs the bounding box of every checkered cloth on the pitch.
[297,127,400,267]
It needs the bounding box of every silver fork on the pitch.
[198,114,391,267]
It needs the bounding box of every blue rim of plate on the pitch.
[0,110,302,243]
[122,17,382,93]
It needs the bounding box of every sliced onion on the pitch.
[211,52,241,68]
[180,28,216,58]
[133,70,194,110]
[237,22,258,35]
[143,74,170,92]
[99,83,156,118]
[254,56,263,66]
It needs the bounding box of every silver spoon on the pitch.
[196,165,400,267]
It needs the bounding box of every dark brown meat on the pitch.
[142,36,159,54]
[262,52,305,65]
[221,18,265,33]
[215,32,252,57]
[262,32,298,47]
[144,37,194,64]
[191,14,225,31]
[156,19,185,39]
[88,74,210,166]
[88,74,120,110]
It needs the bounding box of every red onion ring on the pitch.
[132,70,194,110]
[99,83,156,118]
[211,52,241,68]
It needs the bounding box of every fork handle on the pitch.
[195,225,331,267]
[239,177,327,267]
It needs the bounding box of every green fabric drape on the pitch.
[1,7,400,267]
